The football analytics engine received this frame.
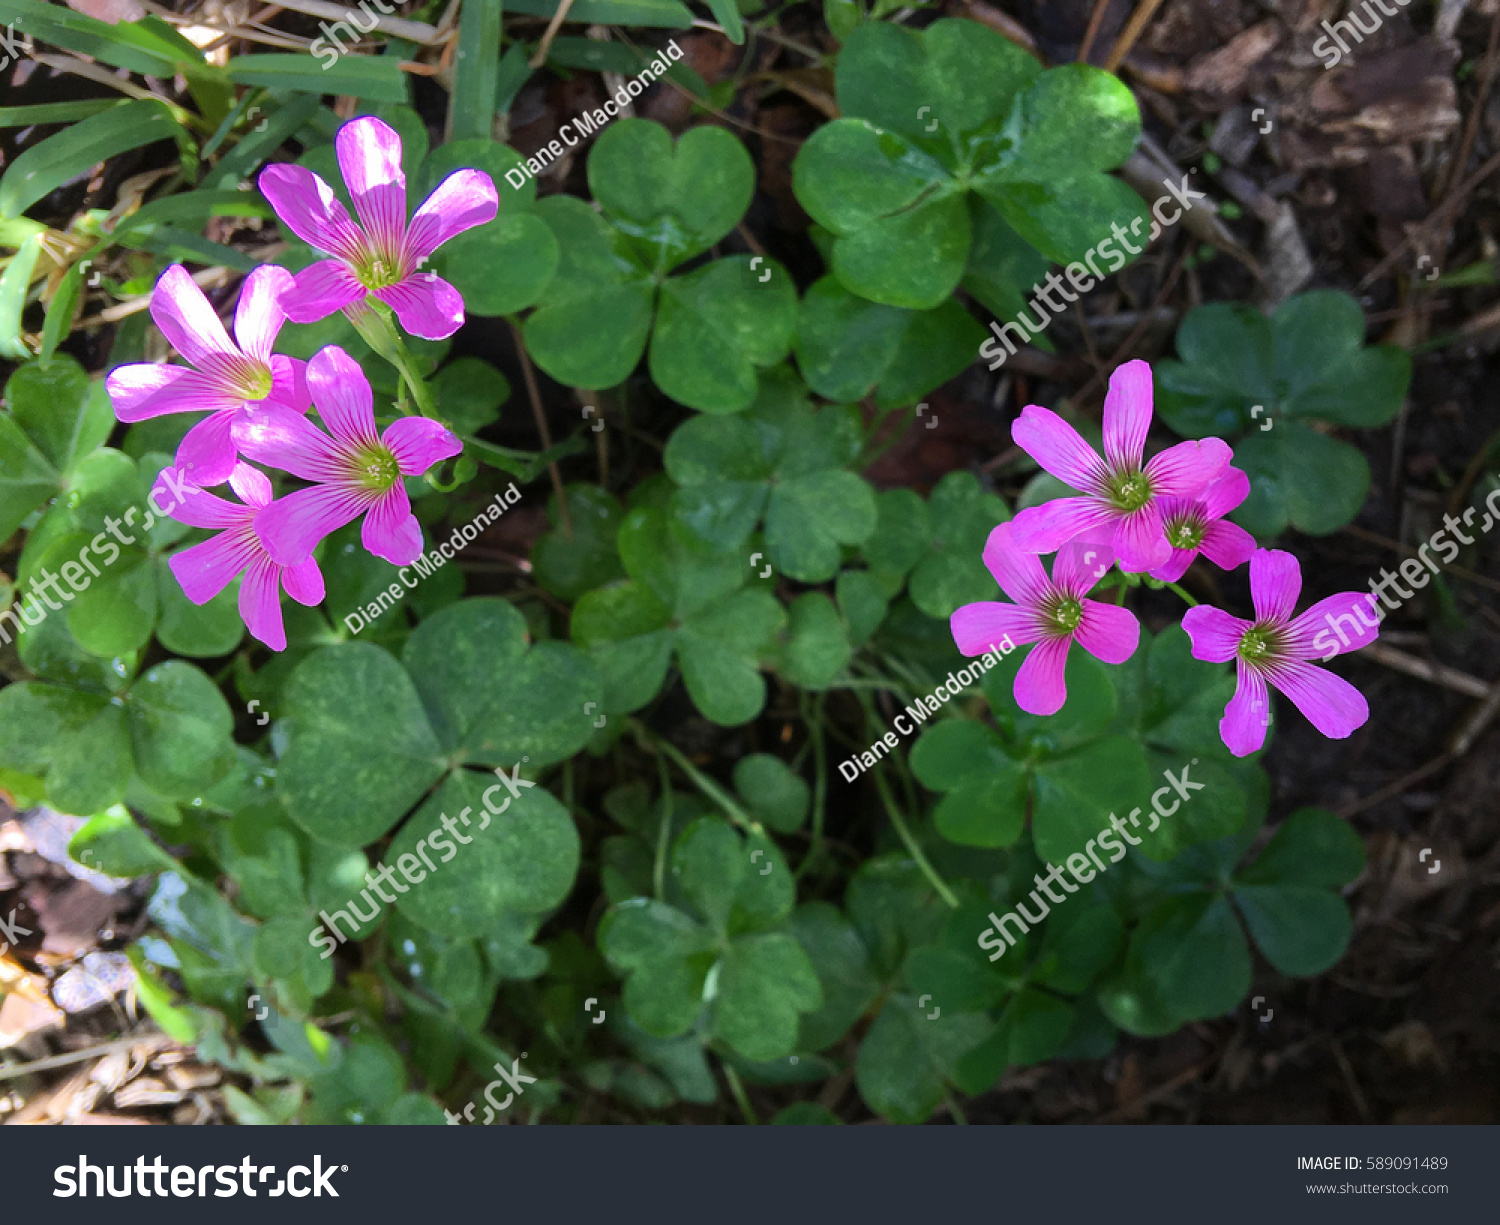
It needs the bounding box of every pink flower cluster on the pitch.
[951,360,1377,756]
[105,118,493,650]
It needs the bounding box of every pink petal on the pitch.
[254,483,370,566]
[168,528,257,604]
[232,264,295,362]
[265,354,311,414]
[308,345,379,447]
[257,163,366,262]
[1013,636,1071,716]
[1220,663,1271,757]
[1008,496,1117,557]
[336,117,408,259]
[1249,548,1300,624]
[239,555,288,652]
[1200,466,1250,520]
[149,265,236,370]
[980,521,1050,606]
[382,415,462,476]
[1051,538,1116,594]
[1012,405,1108,493]
[373,273,465,341]
[150,470,248,530]
[1197,519,1256,573]
[1267,659,1369,741]
[282,557,326,606]
[951,601,1044,655]
[1074,599,1139,664]
[107,364,238,422]
[1144,437,1233,498]
[1285,591,1381,660]
[281,259,366,325]
[1112,503,1171,573]
[1147,546,1197,584]
[361,483,422,565]
[1101,359,1153,472]
[406,169,500,263]
[232,404,347,482]
[229,462,274,510]
[1182,605,1250,663]
[175,410,240,487]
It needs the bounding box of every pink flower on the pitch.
[951,523,1140,716]
[1148,467,1258,583]
[106,265,309,486]
[1181,549,1377,757]
[257,116,498,340]
[1008,360,1233,573]
[231,345,462,567]
[155,463,325,652]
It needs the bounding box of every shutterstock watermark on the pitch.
[978,175,1205,372]
[0,906,32,956]
[0,467,194,649]
[309,762,534,959]
[311,0,396,69]
[54,1155,343,1197]
[1312,0,1415,69]
[977,761,1205,961]
[1312,492,1500,660]
[444,1055,537,1124]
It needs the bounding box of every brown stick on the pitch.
[1103,0,1169,74]
[508,318,572,539]
[1077,0,1113,64]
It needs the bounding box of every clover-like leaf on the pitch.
[421,140,560,316]
[1155,291,1410,537]
[908,471,1011,619]
[792,19,1146,309]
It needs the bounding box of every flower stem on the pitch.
[1164,581,1199,607]
[631,720,759,834]
[653,750,673,901]
[870,764,958,909]
[349,302,434,417]
[722,1062,759,1125]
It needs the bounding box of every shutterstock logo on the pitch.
[54,1156,345,1197]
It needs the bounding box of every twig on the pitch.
[1358,150,1500,290]
[1338,752,1454,819]
[1073,249,1187,404]
[1077,0,1113,64]
[0,1032,173,1082]
[1363,642,1489,699]
[255,0,443,43]
[1103,0,1169,74]
[78,267,237,328]
[1339,524,1500,595]
[508,317,571,538]
[1436,5,1500,202]
[1097,1060,1206,1123]
[531,0,578,67]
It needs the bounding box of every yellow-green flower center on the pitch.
[233,362,275,402]
[1106,470,1153,513]
[1045,594,1084,635]
[353,443,401,492]
[1238,624,1283,666]
[357,255,403,291]
[1167,516,1205,550]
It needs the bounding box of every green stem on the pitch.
[1163,581,1199,607]
[632,721,759,833]
[653,751,673,901]
[349,302,433,417]
[797,691,828,882]
[722,1062,759,1125]
[870,765,958,909]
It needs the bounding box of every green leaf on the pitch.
[278,644,448,846]
[227,53,409,104]
[504,0,693,25]
[0,100,181,220]
[714,932,822,1060]
[733,754,810,834]
[422,141,560,316]
[1137,893,1251,1020]
[1231,422,1371,538]
[650,256,797,413]
[450,0,502,141]
[0,231,40,360]
[387,767,581,937]
[1031,735,1151,865]
[790,902,880,1050]
[532,484,627,602]
[430,356,510,435]
[908,471,1009,618]
[794,276,986,407]
[910,721,1028,848]
[127,661,236,799]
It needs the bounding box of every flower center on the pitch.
[1044,594,1084,636]
[1166,514,1205,550]
[353,443,401,492]
[356,254,403,291]
[1238,624,1284,667]
[1106,469,1153,513]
